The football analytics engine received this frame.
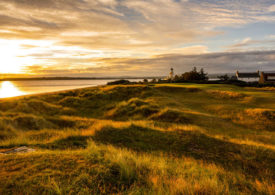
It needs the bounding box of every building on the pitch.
[169,68,174,79]
[236,70,260,82]
[259,72,275,84]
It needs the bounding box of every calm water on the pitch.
[0,79,142,98]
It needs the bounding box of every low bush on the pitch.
[107,79,131,85]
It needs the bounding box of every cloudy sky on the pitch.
[0,0,274,77]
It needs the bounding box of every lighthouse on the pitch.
[169,68,174,79]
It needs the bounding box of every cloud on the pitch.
[164,45,209,55]
[0,0,274,76]
[226,37,275,51]
[1,0,274,49]
[267,34,275,39]
[227,37,256,48]
[268,4,275,12]
[24,50,275,76]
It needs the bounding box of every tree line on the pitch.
[145,67,208,83]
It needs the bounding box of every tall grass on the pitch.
[0,141,274,194]
[0,83,274,194]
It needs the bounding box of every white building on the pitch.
[169,68,174,79]
[236,71,260,82]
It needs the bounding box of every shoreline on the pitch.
[0,79,141,99]
[0,76,164,82]
[0,84,105,100]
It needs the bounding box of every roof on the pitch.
[236,72,259,78]
[261,72,275,76]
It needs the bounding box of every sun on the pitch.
[0,40,23,73]
[0,39,33,74]
[0,54,23,74]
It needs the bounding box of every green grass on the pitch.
[0,84,274,194]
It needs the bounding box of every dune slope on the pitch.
[0,84,274,194]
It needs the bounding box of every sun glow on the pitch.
[0,55,22,74]
[0,81,25,98]
[0,39,40,74]
[0,40,24,73]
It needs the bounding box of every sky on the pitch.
[0,0,274,77]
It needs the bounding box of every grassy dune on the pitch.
[0,84,274,194]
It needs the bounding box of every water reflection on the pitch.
[0,81,25,98]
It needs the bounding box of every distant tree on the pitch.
[150,78,157,83]
[181,67,200,81]
[230,76,238,81]
[199,68,208,80]
[218,74,229,81]
[167,78,172,83]
[173,67,208,82]
[173,75,180,82]
[143,79,148,83]
[107,79,130,85]
[157,78,163,83]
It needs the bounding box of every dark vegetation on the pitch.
[107,79,131,85]
[142,67,275,87]
[173,67,208,82]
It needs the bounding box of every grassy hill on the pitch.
[0,83,274,194]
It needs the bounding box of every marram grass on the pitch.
[0,83,274,194]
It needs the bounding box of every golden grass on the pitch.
[0,83,274,194]
[1,141,274,194]
[207,90,247,99]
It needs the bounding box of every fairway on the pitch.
[0,84,274,194]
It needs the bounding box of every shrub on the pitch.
[107,80,130,85]
[218,74,229,81]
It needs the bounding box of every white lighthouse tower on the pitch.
[169,68,174,79]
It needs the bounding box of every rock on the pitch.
[0,146,35,154]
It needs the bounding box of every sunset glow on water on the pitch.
[0,81,25,98]
[0,79,142,98]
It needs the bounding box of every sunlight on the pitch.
[0,38,105,75]
[0,39,41,74]
[0,81,25,98]
[0,55,22,74]
[0,40,23,73]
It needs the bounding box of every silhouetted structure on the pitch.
[259,72,275,84]
[236,70,259,82]
[169,68,174,79]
